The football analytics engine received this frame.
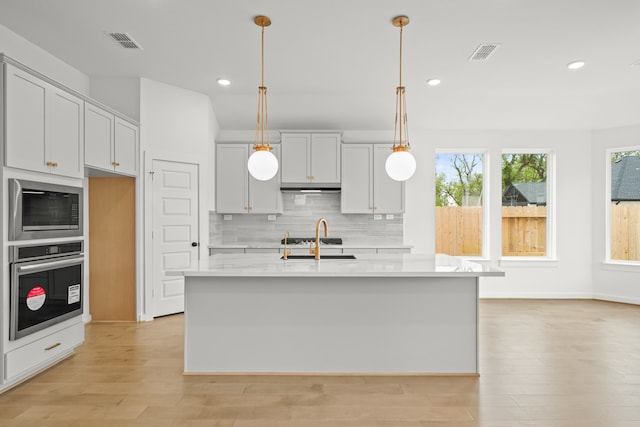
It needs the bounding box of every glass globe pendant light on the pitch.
[248,15,278,181]
[385,16,416,182]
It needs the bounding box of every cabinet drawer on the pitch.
[343,248,377,255]
[377,248,411,254]
[245,248,279,254]
[4,321,84,380]
[210,248,245,255]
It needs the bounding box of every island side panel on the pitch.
[184,275,478,374]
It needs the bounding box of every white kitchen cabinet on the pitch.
[341,144,404,214]
[216,143,282,214]
[84,102,139,176]
[4,64,84,178]
[281,132,341,184]
[4,321,84,382]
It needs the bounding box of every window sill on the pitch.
[602,261,640,272]
[499,257,559,268]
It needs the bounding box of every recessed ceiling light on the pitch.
[217,78,231,86]
[567,60,585,70]
[426,78,441,86]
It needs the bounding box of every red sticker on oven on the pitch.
[26,286,46,311]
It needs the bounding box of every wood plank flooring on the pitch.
[1,299,639,426]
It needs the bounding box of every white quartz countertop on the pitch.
[174,253,504,278]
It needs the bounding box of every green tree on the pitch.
[502,154,547,189]
[611,151,640,162]
[435,154,483,206]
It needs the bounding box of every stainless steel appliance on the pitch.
[9,179,83,241]
[280,237,343,245]
[10,241,84,340]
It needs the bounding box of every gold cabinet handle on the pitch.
[45,342,61,351]
[112,161,120,166]
[46,161,58,167]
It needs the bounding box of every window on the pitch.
[609,149,640,262]
[435,152,484,256]
[502,152,549,257]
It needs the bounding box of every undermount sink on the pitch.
[281,254,356,260]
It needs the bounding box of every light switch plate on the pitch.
[386,214,394,220]
[267,215,276,221]
[373,214,382,220]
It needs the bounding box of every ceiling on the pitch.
[2,0,640,131]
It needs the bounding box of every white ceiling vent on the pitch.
[106,32,143,50]
[469,44,499,61]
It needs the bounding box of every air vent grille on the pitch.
[106,32,143,50]
[469,44,499,61]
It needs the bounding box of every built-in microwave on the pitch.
[9,179,83,241]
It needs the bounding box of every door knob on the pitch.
[191,242,198,247]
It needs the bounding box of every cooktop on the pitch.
[280,237,343,245]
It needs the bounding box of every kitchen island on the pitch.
[178,253,504,375]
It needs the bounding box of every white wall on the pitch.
[591,124,640,305]
[0,24,89,95]
[90,77,141,122]
[139,78,219,319]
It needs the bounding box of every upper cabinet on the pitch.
[85,102,139,176]
[4,64,84,178]
[281,132,341,185]
[216,143,282,214]
[341,144,404,214]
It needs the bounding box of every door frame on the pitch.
[141,149,209,321]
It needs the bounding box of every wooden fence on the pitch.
[436,205,640,260]
[611,204,640,261]
[435,206,546,256]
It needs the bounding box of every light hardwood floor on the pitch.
[1,299,639,426]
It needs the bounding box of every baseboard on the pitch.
[592,293,640,306]
[479,292,594,299]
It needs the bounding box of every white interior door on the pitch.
[152,159,199,317]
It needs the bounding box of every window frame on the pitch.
[434,149,489,260]
[605,146,640,265]
[499,148,556,261]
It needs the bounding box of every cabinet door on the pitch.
[114,117,139,176]
[84,103,115,171]
[4,65,48,173]
[310,133,341,183]
[249,144,283,213]
[216,144,249,213]
[374,145,405,213]
[281,133,311,183]
[48,88,84,178]
[341,144,373,213]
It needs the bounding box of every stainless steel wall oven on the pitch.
[10,241,84,340]
[9,179,83,241]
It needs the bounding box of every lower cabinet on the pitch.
[4,321,84,381]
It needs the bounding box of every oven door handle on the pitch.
[17,256,84,273]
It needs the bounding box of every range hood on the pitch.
[280,183,340,193]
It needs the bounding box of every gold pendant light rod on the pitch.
[254,15,271,152]
[392,15,410,153]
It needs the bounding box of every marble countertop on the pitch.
[174,253,504,278]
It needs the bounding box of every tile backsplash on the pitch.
[210,193,403,246]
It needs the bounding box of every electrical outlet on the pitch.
[373,214,382,220]
[223,215,232,221]
[386,214,394,220]
[267,215,276,221]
